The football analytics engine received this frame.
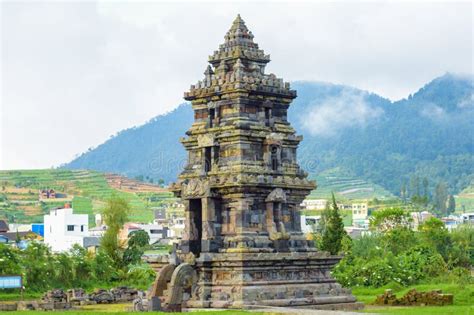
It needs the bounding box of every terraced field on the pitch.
[0,169,177,224]
[455,184,474,213]
[308,168,396,201]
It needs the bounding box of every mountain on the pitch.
[65,104,192,184]
[63,73,474,196]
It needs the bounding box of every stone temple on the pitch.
[149,15,362,311]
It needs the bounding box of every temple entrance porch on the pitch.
[188,198,202,256]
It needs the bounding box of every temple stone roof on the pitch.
[184,14,295,101]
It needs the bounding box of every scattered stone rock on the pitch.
[110,286,141,302]
[89,289,114,304]
[375,289,454,306]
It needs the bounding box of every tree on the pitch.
[123,230,150,266]
[91,250,117,283]
[127,230,150,249]
[100,195,130,267]
[400,182,407,202]
[419,217,452,261]
[369,208,411,232]
[434,182,448,216]
[21,242,56,291]
[447,195,456,215]
[422,177,429,199]
[69,244,93,285]
[410,176,420,198]
[0,244,22,275]
[320,193,346,255]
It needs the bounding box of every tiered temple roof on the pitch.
[184,15,295,100]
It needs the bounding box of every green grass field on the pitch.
[456,184,474,213]
[1,283,472,314]
[308,168,396,201]
[0,169,178,224]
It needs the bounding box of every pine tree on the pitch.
[434,182,448,216]
[320,193,346,255]
[447,195,456,215]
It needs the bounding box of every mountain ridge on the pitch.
[63,73,474,196]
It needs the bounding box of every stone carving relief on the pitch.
[265,188,287,202]
[197,134,215,147]
[183,179,209,198]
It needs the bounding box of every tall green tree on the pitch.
[100,194,130,267]
[320,193,346,255]
[434,182,448,216]
[422,177,429,199]
[400,182,407,202]
[447,195,456,215]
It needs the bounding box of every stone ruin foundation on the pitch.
[144,15,363,312]
[375,289,454,306]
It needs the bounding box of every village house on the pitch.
[0,219,42,247]
[410,211,433,230]
[118,222,142,242]
[461,212,474,224]
[119,222,170,245]
[168,217,185,242]
[138,223,169,244]
[300,199,327,210]
[300,214,322,234]
[39,188,56,199]
[8,223,31,232]
[351,202,369,225]
[89,225,107,237]
[44,203,89,252]
[153,208,168,225]
[441,216,463,231]
[0,219,8,233]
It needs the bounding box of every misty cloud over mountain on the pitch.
[63,73,474,195]
[300,89,384,137]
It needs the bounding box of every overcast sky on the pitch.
[1,1,472,170]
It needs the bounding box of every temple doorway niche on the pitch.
[189,199,202,255]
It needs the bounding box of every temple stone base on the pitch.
[185,251,363,310]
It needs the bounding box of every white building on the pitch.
[168,217,185,241]
[300,215,322,234]
[44,205,89,252]
[301,199,327,211]
[461,212,474,224]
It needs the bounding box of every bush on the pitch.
[0,244,22,275]
[121,263,155,290]
[333,242,448,288]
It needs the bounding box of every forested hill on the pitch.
[63,73,474,196]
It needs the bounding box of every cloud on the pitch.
[458,93,474,109]
[300,89,384,137]
[420,104,448,121]
[1,1,472,169]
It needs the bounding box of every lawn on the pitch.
[363,305,472,314]
[353,282,473,314]
[0,312,260,315]
[0,303,260,315]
